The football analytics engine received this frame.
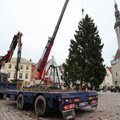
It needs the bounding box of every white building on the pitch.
[100,67,113,88]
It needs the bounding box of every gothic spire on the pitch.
[114,0,118,11]
[114,1,120,28]
[82,8,84,18]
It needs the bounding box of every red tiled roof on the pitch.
[114,49,120,60]
[107,67,112,74]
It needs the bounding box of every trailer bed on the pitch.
[4,89,98,120]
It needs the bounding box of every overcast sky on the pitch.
[0,0,119,66]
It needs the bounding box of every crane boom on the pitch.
[51,0,69,41]
[34,0,69,81]
[15,32,23,82]
[0,32,22,69]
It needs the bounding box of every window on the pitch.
[26,66,29,70]
[9,64,12,69]
[19,73,22,78]
[116,72,118,77]
[115,81,118,85]
[25,73,28,79]
[20,65,23,69]
[13,73,15,78]
[8,73,10,78]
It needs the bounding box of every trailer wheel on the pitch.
[17,94,25,110]
[34,95,48,117]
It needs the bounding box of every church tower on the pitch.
[111,1,120,86]
[114,2,120,49]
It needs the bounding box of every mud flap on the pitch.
[91,105,97,111]
[90,100,98,111]
[62,109,75,120]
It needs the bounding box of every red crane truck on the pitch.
[4,0,98,119]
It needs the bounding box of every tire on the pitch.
[17,94,25,110]
[34,95,48,117]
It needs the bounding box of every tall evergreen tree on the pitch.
[63,14,106,89]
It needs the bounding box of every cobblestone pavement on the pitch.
[0,92,120,120]
[76,92,120,120]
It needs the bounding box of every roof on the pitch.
[114,49,120,60]
[107,67,112,74]
[10,57,32,64]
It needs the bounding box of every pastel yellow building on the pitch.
[1,57,33,85]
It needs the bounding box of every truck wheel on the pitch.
[17,94,25,110]
[34,95,48,117]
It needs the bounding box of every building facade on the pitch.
[1,58,33,84]
[111,2,120,85]
[100,67,113,88]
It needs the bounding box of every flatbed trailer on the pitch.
[0,83,16,98]
[4,89,98,120]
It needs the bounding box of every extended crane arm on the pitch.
[0,32,22,69]
[34,0,69,81]
[15,32,23,82]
